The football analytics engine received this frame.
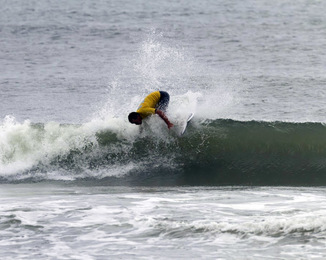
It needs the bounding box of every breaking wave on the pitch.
[1,115,326,186]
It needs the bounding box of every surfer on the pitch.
[128,91,174,129]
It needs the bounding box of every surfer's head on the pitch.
[128,112,142,125]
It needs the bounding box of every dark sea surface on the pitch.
[1,0,326,259]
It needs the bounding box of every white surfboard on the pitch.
[180,113,194,135]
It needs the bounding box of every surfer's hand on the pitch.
[156,110,173,129]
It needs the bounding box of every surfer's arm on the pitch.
[156,110,174,129]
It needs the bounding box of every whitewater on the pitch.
[2,0,326,259]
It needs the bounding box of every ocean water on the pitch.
[1,0,326,259]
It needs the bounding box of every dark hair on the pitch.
[128,112,140,123]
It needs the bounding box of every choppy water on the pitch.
[1,0,326,259]
[2,185,326,260]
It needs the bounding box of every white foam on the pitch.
[0,114,139,177]
[0,116,41,175]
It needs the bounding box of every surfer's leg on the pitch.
[157,91,170,112]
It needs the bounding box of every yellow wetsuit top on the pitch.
[136,91,161,119]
